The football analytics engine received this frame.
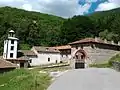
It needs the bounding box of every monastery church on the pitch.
[0,30,120,71]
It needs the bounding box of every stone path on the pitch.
[47,68,120,90]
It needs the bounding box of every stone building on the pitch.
[69,38,120,69]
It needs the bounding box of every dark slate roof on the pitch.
[33,46,60,53]
[0,56,17,68]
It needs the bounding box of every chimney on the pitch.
[111,40,114,44]
[104,39,107,43]
[118,41,120,45]
[95,37,98,42]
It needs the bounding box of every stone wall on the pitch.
[71,43,120,65]
[112,61,120,71]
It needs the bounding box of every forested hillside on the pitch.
[0,6,120,54]
[60,8,120,44]
[0,6,64,54]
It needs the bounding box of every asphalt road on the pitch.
[47,68,120,90]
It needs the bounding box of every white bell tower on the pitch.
[3,30,19,59]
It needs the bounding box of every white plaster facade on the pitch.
[60,54,71,62]
[3,30,18,60]
[29,47,61,66]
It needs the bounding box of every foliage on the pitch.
[0,6,64,55]
[89,63,111,68]
[0,69,51,90]
[19,44,31,50]
[108,54,120,66]
[1,6,120,54]
[99,29,119,42]
[60,16,96,44]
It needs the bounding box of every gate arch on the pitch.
[74,49,87,69]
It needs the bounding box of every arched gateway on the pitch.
[73,49,87,69]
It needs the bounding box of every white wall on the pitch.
[30,51,61,66]
[3,39,18,59]
[7,40,18,59]
[60,54,71,62]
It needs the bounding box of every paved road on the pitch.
[47,68,120,90]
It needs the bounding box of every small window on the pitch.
[76,46,78,49]
[10,53,13,58]
[91,44,95,49]
[66,54,68,57]
[29,60,32,63]
[11,46,14,50]
[56,60,58,63]
[76,55,78,59]
[11,40,14,44]
[81,45,83,49]
[48,58,50,62]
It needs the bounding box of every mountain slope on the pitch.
[0,6,65,54]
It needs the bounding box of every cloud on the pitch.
[96,0,120,11]
[34,0,91,18]
[0,0,92,18]
[22,4,32,11]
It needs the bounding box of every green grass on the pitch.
[109,54,120,65]
[89,63,111,68]
[0,69,51,90]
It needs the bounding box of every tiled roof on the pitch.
[17,56,30,61]
[19,50,36,56]
[69,38,104,45]
[0,56,17,68]
[53,45,71,50]
[33,46,60,53]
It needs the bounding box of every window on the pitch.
[76,55,78,59]
[91,44,95,49]
[48,58,50,62]
[81,45,83,49]
[56,60,58,63]
[76,46,78,49]
[66,54,68,57]
[11,46,14,50]
[11,40,14,44]
[10,53,13,58]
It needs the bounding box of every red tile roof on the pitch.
[53,45,71,50]
[33,46,60,53]
[0,57,17,69]
[19,50,36,56]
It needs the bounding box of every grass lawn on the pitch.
[0,69,51,90]
[89,63,111,68]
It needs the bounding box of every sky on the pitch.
[0,0,120,18]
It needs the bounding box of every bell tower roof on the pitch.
[9,30,14,33]
[8,30,18,40]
